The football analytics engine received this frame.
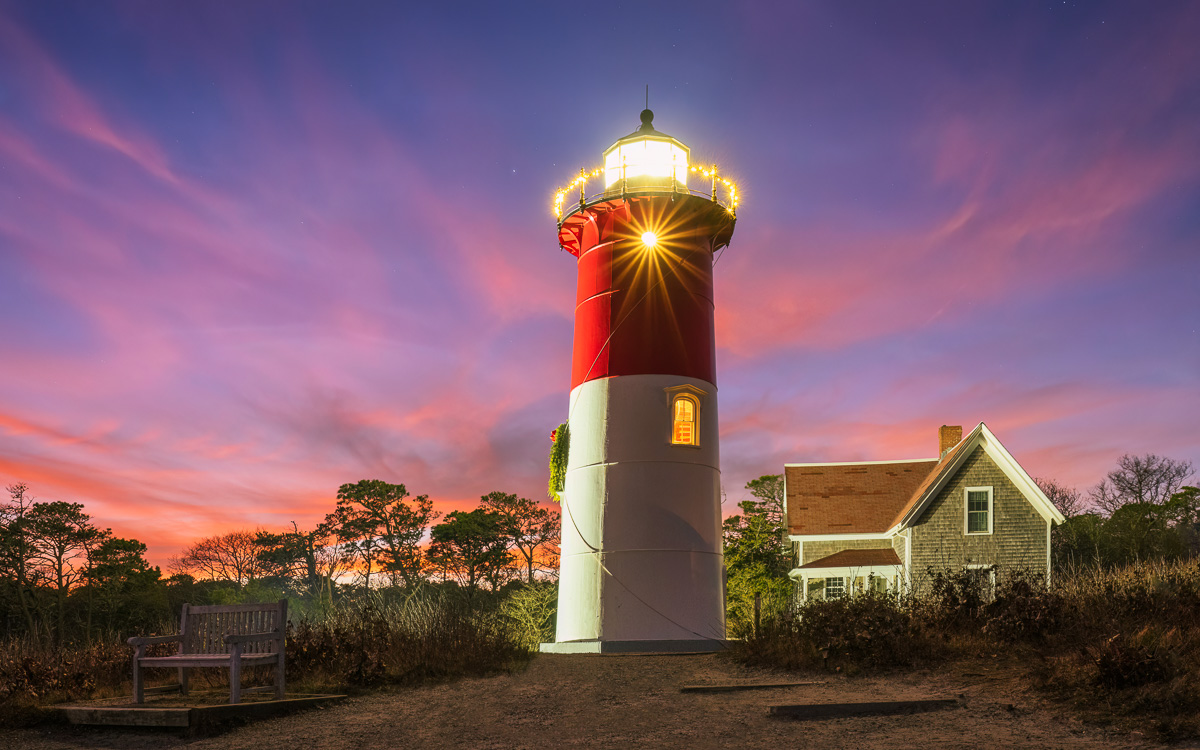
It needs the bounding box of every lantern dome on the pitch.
[602,109,689,191]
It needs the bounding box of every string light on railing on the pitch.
[690,165,740,216]
[552,167,602,219]
[553,164,739,219]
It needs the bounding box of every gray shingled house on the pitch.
[784,423,1065,599]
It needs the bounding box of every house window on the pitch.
[823,577,845,599]
[965,565,996,600]
[965,486,993,535]
[671,395,698,446]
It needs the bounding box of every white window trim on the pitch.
[1046,519,1052,587]
[822,576,846,599]
[964,485,994,535]
[965,563,997,593]
[904,530,912,591]
[663,385,705,449]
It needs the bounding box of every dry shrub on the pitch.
[921,568,989,629]
[735,592,935,673]
[1039,560,1200,738]
[982,572,1067,643]
[499,582,557,650]
[286,596,528,690]
[0,635,145,727]
[1090,626,1182,690]
[735,560,1200,738]
[1055,559,1200,634]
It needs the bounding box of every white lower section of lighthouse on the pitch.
[543,373,726,653]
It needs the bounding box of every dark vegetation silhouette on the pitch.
[0,480,559,726]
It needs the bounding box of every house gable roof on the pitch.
[896,422,1066,528]
[786,422,1066,538]
[785,459,938,535]
[887,429,977,528]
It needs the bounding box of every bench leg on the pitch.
[132,646,145,704]
[229,645,242,704]
[179,666,189,696]
[275,653,286,700]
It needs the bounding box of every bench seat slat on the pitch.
[138,653,278,667]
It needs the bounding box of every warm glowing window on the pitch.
[671,395,698,446]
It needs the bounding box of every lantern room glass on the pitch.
[604,138,689,189]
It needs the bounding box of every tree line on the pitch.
[0,480,559,645]
[1041,454,1199,567]
[4,452,1194,645]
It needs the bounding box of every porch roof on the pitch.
[798,548,902,570]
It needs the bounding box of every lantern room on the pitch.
[603,109,689,192]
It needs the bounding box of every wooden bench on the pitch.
[128,600,287,704]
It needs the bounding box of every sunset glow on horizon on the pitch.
[1,2,1197,567]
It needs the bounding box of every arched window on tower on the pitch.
[671,395,699,446]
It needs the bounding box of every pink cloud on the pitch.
[0,15,176,184]
[715,122,1195,362]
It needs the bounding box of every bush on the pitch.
[725,569,792,640]
[1090,626,1182,690]
[285,593,528,689]
[735,591,935,672]
[500,582,557,650]
[981,572,1067,643]
[920,567,988,629]
[734,560,1200,739]
[1038,560,1200,738]
[0,635,144,727]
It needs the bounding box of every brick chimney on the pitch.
[938,425,963,457]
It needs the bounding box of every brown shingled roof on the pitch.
[786,460,937,535]
[798,548,902,569]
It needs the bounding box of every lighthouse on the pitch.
[542,109,737,653]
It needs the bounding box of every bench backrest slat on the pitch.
[179,600,286,655]
[178,603,190,656]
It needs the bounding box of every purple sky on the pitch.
[1,1,1197,565]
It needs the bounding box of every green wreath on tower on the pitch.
[548,421,569,503]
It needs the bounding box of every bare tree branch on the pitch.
[1090,454,1195,515]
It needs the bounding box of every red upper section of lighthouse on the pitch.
[560,194,735,390]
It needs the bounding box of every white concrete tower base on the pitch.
[544,373,725,652]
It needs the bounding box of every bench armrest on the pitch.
[224,631,283,645]
[128,634,183,647]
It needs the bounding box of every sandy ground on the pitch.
[4,652,1194,750]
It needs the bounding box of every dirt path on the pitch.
[3,653,1183,749]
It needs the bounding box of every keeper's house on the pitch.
[785,423,1065,600]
